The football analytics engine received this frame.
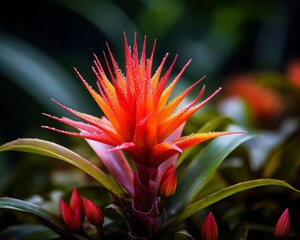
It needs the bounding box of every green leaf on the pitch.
[168,125,255,216]
[0,224,60,240]
[0,138,122,197]
[57,0,137,48]
[157,179,299,238]
[196,115,235,133]
[177,116,234,167]
[0,197,83,239]
[0,32,90,114]
[263,127,300,180]
[174,230,196,240]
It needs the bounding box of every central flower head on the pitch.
[44,33,234,170]
[44,33,244,238]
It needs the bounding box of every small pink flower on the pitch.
[274,208,290,239]
[201,212,218,240]
[159,165,177,197]
[84,198,104,226]
[59,188,85,230]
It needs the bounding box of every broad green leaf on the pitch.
[0,138,122,197]
[168,125,255,216]
[263,127,300,180]
[0,197,83,239]
[177,116,234,167]
[174,230,196,240]
[0,224,60,240]
[156,179,299,239]
[196,115,235,133]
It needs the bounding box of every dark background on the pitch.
[1,0,300,142]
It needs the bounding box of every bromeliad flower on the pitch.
[43,33,241,238]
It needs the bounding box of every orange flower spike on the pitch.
[44,34,244,196]
[174,131,241,151]
[274,208,290,239]
[123,35,135,101]
[201,212,218,240]
[138,34,147,85]
[43,99,122,143]
[157,59,192,112]
[158,86,220,137]
[105,42,127,92]
[93,54,115,94]
[151,52,169,90]
[153,54,177,106]
[92,56,115,98]
[75,69,120,126]
[157,77,205,123]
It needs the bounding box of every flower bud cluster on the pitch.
[200,208,291,240]
[59,188,104,230]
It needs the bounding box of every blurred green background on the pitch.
[1,0,300,238]
[1,0,300,142]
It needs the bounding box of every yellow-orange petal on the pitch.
[158,87,220,142]
[157,59,192,112]
[173,131,245,150]
[153,55,177,106]
[74,68,128,139]
[150,142,183,167]
[158,77,205,122]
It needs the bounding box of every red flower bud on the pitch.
[70,188,85,219]
[59,197,82,230]
[59,188,85,230]
[84,198,104,226]
[159,165,177,197]
[201,212,218,240]
[274,208,290,239]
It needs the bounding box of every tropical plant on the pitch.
[0,33,298,240]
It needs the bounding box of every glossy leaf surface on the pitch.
[168,125,255,215]
[157,179,299,238]
[0,197,83,239]
[0,138,122,197]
